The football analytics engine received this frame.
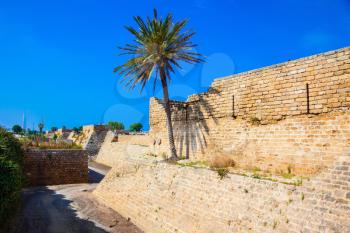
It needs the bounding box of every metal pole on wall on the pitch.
[306,83,310,114]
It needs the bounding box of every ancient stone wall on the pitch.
[24,149,88,186]
[149,46,350,175]
[70,125,108,157]
[94,153,350,233]
[94,131,153,167]
[83,125,109,157]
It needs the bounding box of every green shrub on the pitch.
[0,158,22,224]
[0,128,23,165]
[0,128,23,230]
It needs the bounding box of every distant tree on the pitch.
[51,127,58,132]
[108,121,124,132]
[12,125,22,134]
[72,126,83,134]
[27,129,38,136]
[129,123,143,132]
[26,128,31,135]
[38,123,44,134]
[53,134,58,140]
[62,126,67,130]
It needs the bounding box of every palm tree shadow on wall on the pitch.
[174,87,221,159]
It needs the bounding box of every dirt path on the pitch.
[9,163,143,233]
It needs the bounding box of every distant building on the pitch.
[57,128,73,140]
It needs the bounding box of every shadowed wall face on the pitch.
[68,125,109,157]
[149,47,350,175]
[24,149,88,186]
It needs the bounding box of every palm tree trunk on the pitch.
[160,72,178,160]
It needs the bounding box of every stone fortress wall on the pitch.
[81,125,109,156]
[94,130,154,167]
[94,46,350,233]
[149,46,350,176]
[94,152,350,233]
[69,125,109,157]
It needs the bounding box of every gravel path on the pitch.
[8,162,143,233]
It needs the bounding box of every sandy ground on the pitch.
[7,162,143,233]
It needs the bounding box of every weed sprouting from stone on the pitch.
[265,177,278,182]
[177,160,210,168]
[282,173,294,179]
[146,152,158,157]
[161,152,168,160]
[293,178,303,186]
[252,166,261,172]
[134,164,140,172]
[272,220,278,229]
[249,117,261,125]
[217,168,229,179]
[281,177,303,186]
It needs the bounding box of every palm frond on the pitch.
[114,9,205,92]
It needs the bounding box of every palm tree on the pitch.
[114,9,204,160]
[38,122,44,134]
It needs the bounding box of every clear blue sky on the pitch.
[1,0,350,131]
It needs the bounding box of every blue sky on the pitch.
[1,0,350,130]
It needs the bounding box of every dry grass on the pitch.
[21,139,82,150]
[248,116,261,125]
[210,155,235,168]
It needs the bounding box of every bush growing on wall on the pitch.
[0,127,23,230]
